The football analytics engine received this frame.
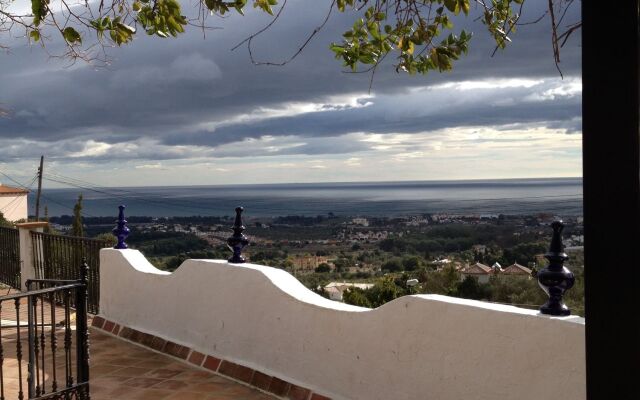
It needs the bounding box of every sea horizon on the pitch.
[30,177,584,219]
[41,176,583,191]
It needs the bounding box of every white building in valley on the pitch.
[460,262,493,284]
[323,282,375,301]
[0,183,29,222]
[351,217,370,227]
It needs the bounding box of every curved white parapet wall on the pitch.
[100,249,585,400]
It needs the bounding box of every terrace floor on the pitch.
[0,287,275,400]
[88,329,275,400]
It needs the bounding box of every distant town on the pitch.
[45,210,585,314]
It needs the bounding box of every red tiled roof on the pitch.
[461,262,492,275]
[502,263,533,275]
[0,185,28,194]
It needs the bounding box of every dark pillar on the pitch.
[582,2,640,399]
[227,207,249,263]
[112,205,130,249]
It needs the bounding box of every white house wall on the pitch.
[0,194,27,222]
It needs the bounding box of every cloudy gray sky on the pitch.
[0,0,581,187]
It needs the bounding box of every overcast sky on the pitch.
[0,0,581,187]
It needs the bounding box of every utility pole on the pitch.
[35,155,43,221]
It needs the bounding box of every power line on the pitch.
[0,197,24,215]
[38,193,99,218]
[0,193,28,213]
[0,168,96,219]
[0,173,38,214]
[44,176,228,214]
[0,171,37,219]
[44,171,291,215]
[0,170,38,190]
[46,171,210,203]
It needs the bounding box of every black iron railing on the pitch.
[30,232,106,314]
[0,265,89,400]
[0,226,20,289]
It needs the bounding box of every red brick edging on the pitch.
[91,316,331,400]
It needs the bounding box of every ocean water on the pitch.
[30,178,583,218]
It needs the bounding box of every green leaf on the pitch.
[460,0,470,15]
[101,16,111,30]
[330,44,345,54]
[31,0,47,26]
[29,30,40,42]
[444,0,457,14]
[62,27,82,44]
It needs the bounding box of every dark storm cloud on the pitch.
[0,0,581,159]
[160,78,582,148]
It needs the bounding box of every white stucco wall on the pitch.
[18,225,39,290]
[100,249,586,400]
[0,194,27,222]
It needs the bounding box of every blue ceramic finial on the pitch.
[112,205,130,250]
[227,206,249,263]
[537,220,575,315]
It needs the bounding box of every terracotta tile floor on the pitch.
[88,329,275,399]
[0,290,275,400]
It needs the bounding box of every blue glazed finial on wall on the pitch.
[537,220,575,316]
[112,205,130,250]
[227,206,249,263]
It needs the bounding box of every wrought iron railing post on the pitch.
[227,207,249,263]
[75,259,90,388]
[2,281,90,398]
[538,220,575,316]
[15,298,25,400]
[27,295,36,398]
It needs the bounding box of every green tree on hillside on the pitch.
[456,276,491,300]
[0,211,12,228]
[343,276,404,308]
[382,258,402,272]
[315,263,331,273]
[94,233,118,247]
[43,205,53,233]
[72,194,84,237]
[420,265,459,296]
[343,287,372,308]
[500,242,546,266]
[333,256,355,272]
[402,255,423,271]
